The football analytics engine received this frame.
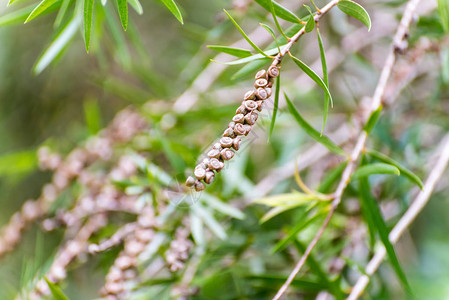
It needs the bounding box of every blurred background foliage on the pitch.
[0,0,449,299]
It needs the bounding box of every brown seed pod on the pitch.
[194,181,206,191]
[204,171,215,184]
[212,143,222,150]
[244,100,258,111]
[256,100,264,112]
[196,162,207,170]
[185,176,196,187]
[208,158,224,171]
[233,137,241,150]
[220,137,233,148]
[220,148,235,160]
[223,127,235,138]
[255,70,267,80]
[244,111,258,125]
[244,124,252,136]
[255,78,268,88]
[228,121,236,129]
[244,90,256,100]
[256,88,268,100]
[207,149,221,159]
[236,105,247,115]
[194,167,206,180]
[232,114,245,124]
[234,123,247,136]
[265,87,272,98]
[202,158,210,165]
[268,66,280,78]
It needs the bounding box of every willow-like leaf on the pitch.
[128,0,143,15]
[254,0,302,23]
[268,75,280,142]
[224,9,270,58]
[117,0,128,30]
[207,45,252,58]
[285,93,345,156]
[83,0,94,52]
[212,45,286,65]
[160,0,183,24]
[255,192,319,208]
[317,28,330,135]
[44,278,70,300]
[289,53,333,108]
[25,0,59,23]
[260,23,280,52]
[304,5,315,33]
[366,149,424,189]
[337,0,371,31]
[54,0,72,28]
[364,105,383,133]
[269,0,289,40]
[0,5,34,26]
[352,163,400,179]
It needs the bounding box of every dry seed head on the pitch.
[268,66,280,77]
[243,124,252,136]
[194,180,205,191]
[244,90,256,100]
[234,123,247,136]
[207,149,221,159]
[256,88,268,100]
[265,87,272,98]
[233,137,241,151]
[204,171,215,184]
[244,112,258,125]
[244,100,258,111]
[219,137,233,148]
[236,105,247,115]
[232,114,245,123]
[256,100,263,111]
[223,127,235,138]
[185,176,196,187]
[255,70,267,80]
[220,148,234,161]
[193,167,206,180]
[212,142,222,150]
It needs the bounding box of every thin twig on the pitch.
[347,134,449,300]
[272,0,422,298]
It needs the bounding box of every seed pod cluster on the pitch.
[186,66,279,191]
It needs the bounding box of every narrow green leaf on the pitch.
[358,161,376,248]
[438,0,449,33]
[260,23,280,52]
[34,16,80,75]
[364,105,383,133]
[202,193,245,220]
[352,163,400,179]
[224,9,270,58]
[289,54,333,108]
[337,0,371,31]
[54,0,72,28]
[207,45,252,58]
[0,150,37,177]
[284,93,345,156]
[190,210,205,246]
[103,5,131,67]
[160,0,183,24]
[128,0,143,15]
[271,212,325,253]
[156,129,185,174]
[317,28,330,135]
[193,205,227,240]
[0,5,35,27]
[255,192,319,208]
[358,166,412,294]
[304,5,315,33]
[25,0,59,23]
[268,75,280,141]
[254,0,302,23]
[367,150,424,189]
[317,162,347,193]
[212,45,286,65]
[269,0,289,41]
[232,58,271,80]
[44,278,70,300]
[117,0,128,30]
[83,98,102,134]
[83,0,94,52]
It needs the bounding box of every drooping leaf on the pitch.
[268,75,280,142]
[0,5,34,27]
[202,193,245,220]
[25,0,59,23]
[366,150,424,189]
[260,23,280,52]
[254,0,302,23]
[260,206,292,223]
[207,45,252,58]
[269,0,289,40]
[358,166,412,294]
[223,9,270,58]
[304,5,315,33]
[352,163,400,179]
[83,0,95,52]
[34,16,80,75]
[438,0,449,33]
[317,28,330,135]
[160,0,183,24]
[337,0,371,31]
[318,162,347,193]
[128,0,143,15]
[255,192,319,208]
[193,205,227,240]
[117,0,128,30]
[289,54,333,108]
[284,93,345,156]
[212,45,286,65]
[364,105,383,133]
[54,0,72,28]
[44,278,70,300]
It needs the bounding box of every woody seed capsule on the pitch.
[204,171,215,184]
[212,143,222,150]
[244,90,256,100]
[268,66,280,78]
[208,158,223,171]
[228,121,236,129]
[185,176,196,187]
[244,100,258,111]
[265,87,272,98]
[255,70,267,80]
[207,149,221,159]
[223,127,235,138]
[220,148,234,160]
[234,123,247,136]
[256,100,263,111]
[244,124,252,136]
[194,181,206,191]
[232,114,245,124]
[244,111,258,125]
[256,88,268,100]
[220,137,233,148]
[255,78,268,88]
[233,137,241,150]
[236,105,247,115]
[194,167,206,180]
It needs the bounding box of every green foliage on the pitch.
[316,28,330,134]
[83,0,94,51]
[438,0,449,32]
[364,105,383,133]
[207,45,252,57]
[44,278,70,300]
[268,75,280,142]
[337,0,371,31]
[352,163,400,179]
[159,0,183,24]
[254,0,302,24]
[25,0,60,23]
